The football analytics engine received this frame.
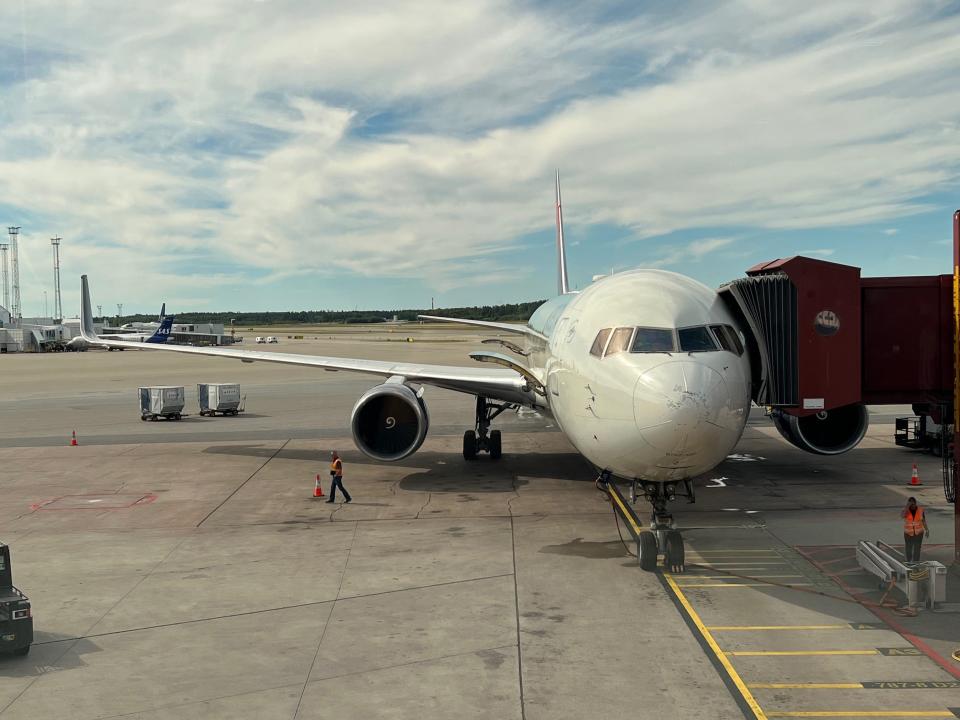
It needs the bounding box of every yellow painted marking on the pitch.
[696,560,787,567]
[609,490,643,536]
[677,583,813,588]
[766,713,955,718]
[749,683,862,689]
[688,575,805,579]
[708,625,849,631]
[664,573,767,719]
[727,650,878,656]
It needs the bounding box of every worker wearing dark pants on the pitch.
[326,451,351,504]
[901,496,928,563]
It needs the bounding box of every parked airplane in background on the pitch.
[76,174,868,572]
[67,313,174,351]
[119,303,166,332]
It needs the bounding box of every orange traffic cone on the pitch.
[313,474,324,498]
[70,430,78,447]
[909,463,922,486]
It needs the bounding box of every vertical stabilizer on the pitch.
[555,170,570,295]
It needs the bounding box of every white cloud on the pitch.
[883,228,899,235]
[2,0,960,310]
[649,237,735,268]
[798,249,836,257]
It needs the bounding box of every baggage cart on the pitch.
[139,386,185,421]
[0,544,32,657]
[197,383,243,416]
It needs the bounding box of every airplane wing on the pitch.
[417,314,547,341]
[80,276,536,406]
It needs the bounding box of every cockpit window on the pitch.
[589,328,611,357]
[709,324,745,356]
[605,327,634,356]
[631,328,676,353]
[678,326,719,352]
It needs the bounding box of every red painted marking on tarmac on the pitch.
[796,546,960,681]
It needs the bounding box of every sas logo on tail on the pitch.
[146,316,175,343]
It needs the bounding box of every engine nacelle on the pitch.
[772,403,869,455]
[350,382,429,461]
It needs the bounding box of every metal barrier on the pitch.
[856,540,947,609]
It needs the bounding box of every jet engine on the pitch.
[350,382,429,461]
[771,403,868,455]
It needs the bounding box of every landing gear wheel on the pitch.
[489,430,502,459]
[664,530,685,573]
[462,430,477,460]
[637,531,658,572]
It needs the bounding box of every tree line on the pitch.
[108,299,546,326]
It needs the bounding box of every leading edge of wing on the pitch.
[417,315,547,341]
[79,276,533,403]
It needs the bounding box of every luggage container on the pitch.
[139,386,185,421]
[0,544,33,657]
[197,383,242,416]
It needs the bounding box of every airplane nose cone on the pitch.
[634,361,736,468]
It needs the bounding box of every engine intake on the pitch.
[350,382,429,461]
[772,403,868,455]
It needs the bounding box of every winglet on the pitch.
[80,275,99,341]
[555,170,570,295]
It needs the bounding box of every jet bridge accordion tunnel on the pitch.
[721,255,955,489]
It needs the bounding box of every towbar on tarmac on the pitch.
[855,540,947,609]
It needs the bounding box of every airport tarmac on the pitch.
[0,330,957,719]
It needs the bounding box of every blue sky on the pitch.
[1,1,959,314]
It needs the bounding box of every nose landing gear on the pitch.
[603,473,694,573]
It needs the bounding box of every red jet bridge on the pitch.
[719,217,959,565]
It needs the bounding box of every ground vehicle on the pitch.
[139,386,186,421]
[0,544,33,657]
[267,336,278,344]
[197,383,242,416]
[255,337,265,344]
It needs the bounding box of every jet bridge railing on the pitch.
[855,540,947,609]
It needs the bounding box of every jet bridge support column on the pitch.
[953,210,960,568]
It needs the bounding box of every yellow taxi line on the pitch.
[677,583,814,588]
[708,625,850,631]
[664,573,768,719]
[727,650,879,657]
[765,713,956,718]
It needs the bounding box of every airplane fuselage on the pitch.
[523,269,752,481]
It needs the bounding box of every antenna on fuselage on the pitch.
[555,170,570,295]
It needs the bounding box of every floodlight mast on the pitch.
[7,227,21,324]
[51,237,63,322]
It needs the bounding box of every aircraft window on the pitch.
[678,326,718,352]
[589,328,611,357]
[725,324,745,355]
[605,327,634,356]
[631,328,675,353]
[710,325,736,353]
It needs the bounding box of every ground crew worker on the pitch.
[901,496,928,563]
[326,451,351,504]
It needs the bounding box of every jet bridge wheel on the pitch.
[637,531,658,572]
[664,530,685,573]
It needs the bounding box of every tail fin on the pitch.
[159,302,166,321]
[555,170,570,295]
[146,315,174,344]
[80,275,98,341]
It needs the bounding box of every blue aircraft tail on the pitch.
[145,315,175,344]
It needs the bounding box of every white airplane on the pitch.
[120,303,166,332]
[67,314,174,351]
[76,175,866,571]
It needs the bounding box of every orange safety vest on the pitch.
[903,507,925,536]
[330,458,342,477]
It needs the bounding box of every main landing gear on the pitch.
[462,396,514,460]
[601,471,694,573]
